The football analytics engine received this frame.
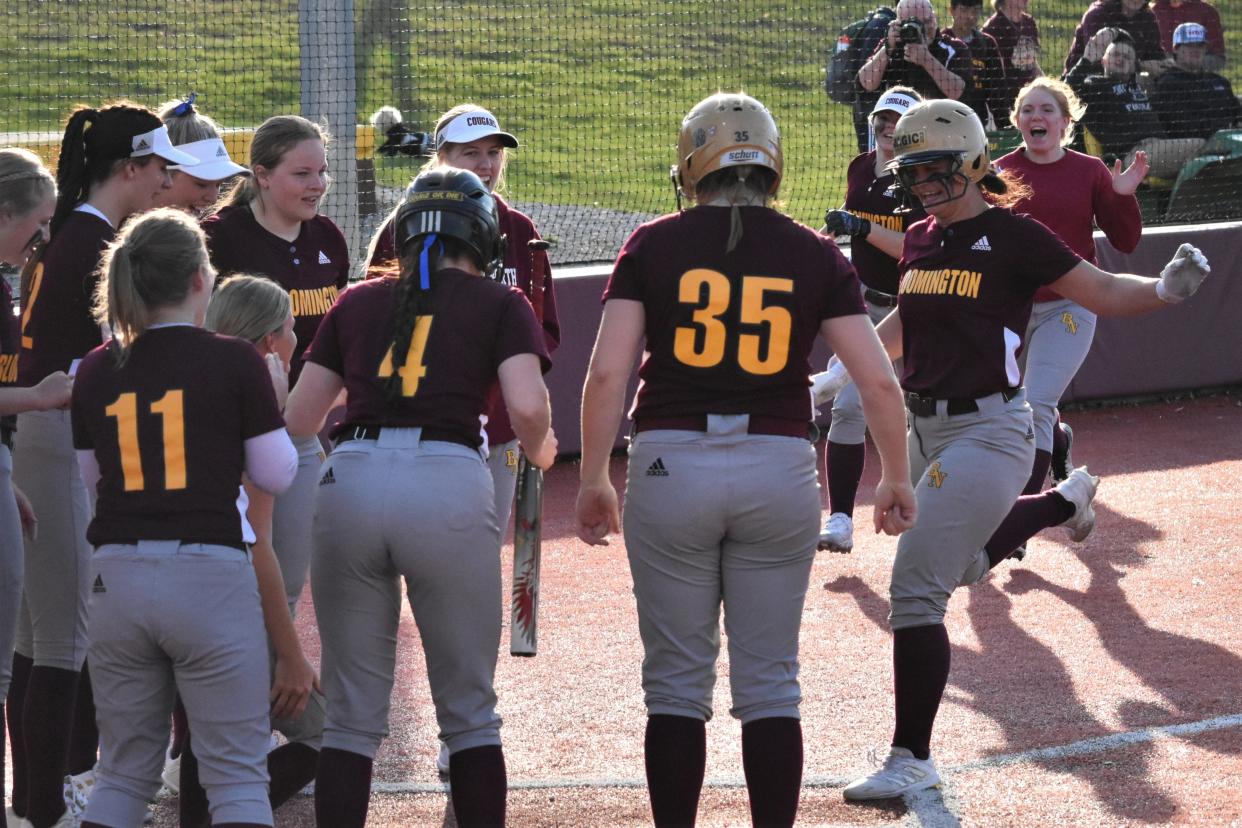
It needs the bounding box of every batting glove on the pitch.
[824,209,871,240]
[1156,243,1210,304]
[811,356,851,409]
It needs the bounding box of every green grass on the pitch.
[2,0,1240,232]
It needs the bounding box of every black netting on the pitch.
[2,0,1239,266]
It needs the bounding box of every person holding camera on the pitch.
[858,0,972,103]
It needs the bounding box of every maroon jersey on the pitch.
[996,147,1142,301]
[202,205,350,382]
[1,279,19,432]
[18,210,113,386]
[368,195,560,445]
[71,326,285,547]
[604,206,865,423]
[843,151,927,296]
[897,208,1081,399]
[303,272,549,448]
[982,11,1041,96]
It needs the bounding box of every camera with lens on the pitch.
[899,18,924,45]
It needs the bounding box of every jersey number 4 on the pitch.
[104,390,186,492]
[377,316,433,397]
[673,269,794,375]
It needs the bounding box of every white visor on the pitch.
[871,92,920,119]
[169,138,249,181]
[130,126,200,166]
[434,109,519,151]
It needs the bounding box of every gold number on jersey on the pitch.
[103,390,187,492]
[19,262,44,350]
[377,315,434,397]
[673,270,794,375]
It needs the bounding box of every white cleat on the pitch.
[818,512,854,553]
[162,746,182,795]
[1056,466,1100,543]
[436,741,451,777]
[843,746,941,801]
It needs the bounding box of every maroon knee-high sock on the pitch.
[170,695,189,759]
[314,747,373,828]
[741,717,802,828]
[891,624,951,761]
[8,652,32,818]
[67,659,99,775]
[826,441,867,515]
[24,665,77,827]
[268,743,318,811]
[178,737,211,828]
[448,745,507,828]
[1022,449,1053,496]
[645,714,706,828]
[984,489,1075,568]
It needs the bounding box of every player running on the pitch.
[575,92,915,828]
[71,208,299,828]
[284,168,555,828]
[838,99,1209,801]
[817,86,925,553]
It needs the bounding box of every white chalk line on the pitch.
[360,711,1242,799]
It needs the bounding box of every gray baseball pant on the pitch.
[1021,298,1097,451]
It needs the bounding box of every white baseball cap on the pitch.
[434,108,519,151]
[169,138,249,182]
[129,125,200,165]
[871,91,921,119]
[1172,22,1207,47]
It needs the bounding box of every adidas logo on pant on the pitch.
[92,574,106,594]
[645,458,669,477]
[319,467,336,486]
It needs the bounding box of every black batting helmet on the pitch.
[393,168,504,278]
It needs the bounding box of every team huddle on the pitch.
[0,79,1212,828]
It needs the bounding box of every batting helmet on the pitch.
[393,168,504,277]
[673,92,783,200]
[885,99,990,207]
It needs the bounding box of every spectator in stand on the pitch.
[1067,29,1205,177]
[946,0,1009,129]
[1065,0,1171,77]
[983,0,1043,127]
[1152,0,1225,72]
[1152,22,1240,140]
[858,0,972,103]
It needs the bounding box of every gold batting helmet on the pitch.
[673,92,783,200]
[886,99,991,183]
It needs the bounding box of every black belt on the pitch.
[863,287,898,308]
[904,388,1018,418]
[634,414,815,441]
[0,428,12,451]
[336,424,477,450]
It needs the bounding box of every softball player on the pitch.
[12,104,198,828]
[0,148,74,828]
[366,103,560,544]
[839,99,1209,800]
[70,208,297,828]
[203,115,349,616]
[153,95,250,217]
[575,92,915,828]
[994,77,1144,495]
[284,168,555,828]
[816,86,925,553]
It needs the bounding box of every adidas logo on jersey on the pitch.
[319,467,336,486]
[318,250,332,265]
[92,574,106,594]
[970,235,992,252]
[646,458,669,477]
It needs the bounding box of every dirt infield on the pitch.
[129,392,1241,826]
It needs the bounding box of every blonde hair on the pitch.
[95,208,208,362]
[219,115,328,210]
[1011,77,1087,147]
[204,274,291,344]
[157,99,224,146]
[0,148,55,218]
[425,103,510,194]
